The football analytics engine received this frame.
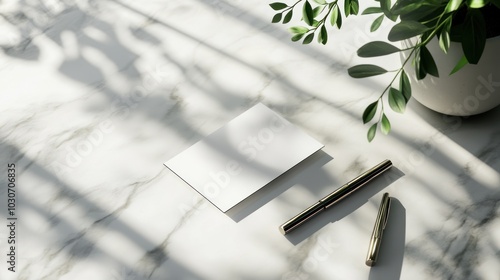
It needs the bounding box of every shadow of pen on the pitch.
[284,167,405,245]
[368,198,406,280]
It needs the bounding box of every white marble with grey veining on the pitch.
[0,0,499,279]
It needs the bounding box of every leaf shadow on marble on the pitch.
[392,102,500,279]
[1,0,395,136]
[0,0,390,151]
[0,141,206,280]
[408,99,500,174]
[405,193,500,280]
[51,8,141,84]
[109,0,390,124]
[192,0,346,68]
[1,1,142,81]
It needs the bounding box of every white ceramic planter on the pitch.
[401,36,500,116]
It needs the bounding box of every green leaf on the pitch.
[420,30,433,45]
[420,45,439,77]
[400,3,444,22]
[303,33,314,44]
[415,48,427,80]
[462,9,486,64]
[363,101,379,123]
[344,0,351,16]
[371,15,384,32]
[330,5,339,26]
[313,0,327,4]
[270,2,288,10]
[450,55,469,75]
[350,0,360,15]
[290,26,309,34]
[467,0,489,8]
[381,0,398,20]
[445,0,463,12]
[391,0,443,19]
[348,64,388,78]
[388,21,429,41]
[439,19,451,53]
[363,7,383,14]
[367,123,377,142]
[381,114,391,135]
[291,33,305,42]
[388,87,406,113]
[313,6,324,17]
[317,25,323,44]
[318,25,328,44]
[391,0,422,15]
[400,70,411,101]
[439,29,450,54]
[357,41,401,57]
[272,13,282,23]
[380,0,392,15]
[399,5,441,22]
[336,7,343,28]
[283,10,293,24]
[303,1,314,26]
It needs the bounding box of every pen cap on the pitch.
[366,192,391,266]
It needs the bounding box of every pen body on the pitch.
[279,201,325,235]
[323,160,392,209]
[279,160,392,235]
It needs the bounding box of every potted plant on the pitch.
[269,0,500,141]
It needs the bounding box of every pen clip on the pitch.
[382,196,391,230]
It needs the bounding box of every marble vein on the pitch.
[406,195,500,280]
[121,199,205,280]
[18,170,166,280]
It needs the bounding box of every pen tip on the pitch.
[279,226,286,235]
[366,260,375,267]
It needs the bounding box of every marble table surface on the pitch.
[1,0,499,279]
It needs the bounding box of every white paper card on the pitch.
[165,103,324,212]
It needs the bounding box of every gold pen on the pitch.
[366,192,391,266]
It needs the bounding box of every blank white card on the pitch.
[165,103,324,212]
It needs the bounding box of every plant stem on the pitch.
[377,47,416,101]
[284,0,305,13]
[309,1,338,33]
[376,7,456,101]
[418,9,459,48]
